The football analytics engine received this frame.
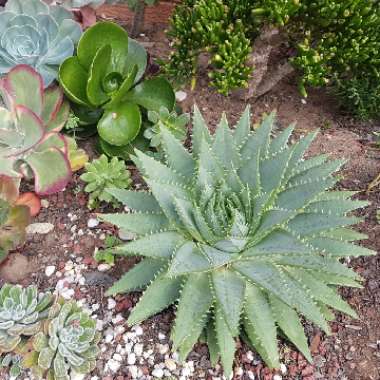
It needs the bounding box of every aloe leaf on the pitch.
[105,189,161,212]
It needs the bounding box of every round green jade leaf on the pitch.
[98,102,141,146]
[59,57,91,107]
[77,22,130,74]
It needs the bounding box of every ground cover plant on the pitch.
[165,0,380,119]
[100,106,375,376]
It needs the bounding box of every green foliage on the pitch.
[100,107,374,376]
[59,21,175,151]
[166,0,380,118]
[80,155,132,209]
[0,284,54,354]
[144,106,189,148]
[0,0,82,87]
[29,301,100,380]
[1,353,22,379]
[94,235,122,265]
[0,176,30,263]
[0,65,72,195]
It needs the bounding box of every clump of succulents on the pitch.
[101,106,374,375]
[0,176,31,262]
[1,353,23,379]
[0,284,54,354]
[144,106,189,149]
[59,21,175,154]
[29,301,100,380]
[0,65,73,195]
[80,155,132,209]
[0,0,82,87]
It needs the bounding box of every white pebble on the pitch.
[273,375,282,380]
[280,363,287,374]
[113,353,123,362]
[106,359,121,373]
[41,199,49,208]
[87,218,99,228]
[165,358,177,371]
[158,332,166,340]
[26,222,54,234]
[152,368,164,378]
[98,263,111,272]
[128,365,138,378]
[45,265,56,277]
[246,351,254,361]
[105,333,114,344]
[182,367,191,377]
[127,352,136,365]
[132,325,143,336]
[107,298,116,310]
[158,344,169,355]
[134,343,143,356]
[175,90,187,102]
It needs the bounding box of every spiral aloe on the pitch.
[100,106,374,375]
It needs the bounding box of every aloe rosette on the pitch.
[59,21,175,150]
[0,284,54,354]
[100,106,374,375]
[0,0,82,87]
[29,301,100,380]
[0,65,72,195]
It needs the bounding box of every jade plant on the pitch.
[59,21,175,153]
[100,107,374,375]
[0,0,82,87]
[28,301,100,380]
[0,176,30,263]
[0,284,54,354]
[0,65,73,195]
[144,106,189,149]
[80,154,132,209]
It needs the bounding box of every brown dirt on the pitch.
[1,9,379,380]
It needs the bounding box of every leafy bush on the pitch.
[0,0,82,87]
[0,65,72,195]
[166,0,380,118]
[80,154,132,209]
[100,107,374,375]
[59,21,175,153]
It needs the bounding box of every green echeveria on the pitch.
[0,0,82,87]
[100,106,375,376]
[0,284,54,354]
[0,65,72,195]
[145,106,189,148]
[31,302,100,380]
[59,21,175,148]
[80,154,132,209]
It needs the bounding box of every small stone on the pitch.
[107,298,116,310]
[106,359,121,373]
[128,365,138,378]
[26,222,54,234]
[165,358,177,371]
[280,363,287,374]
[181,367,191,377]
[41,199,49,208]
[132,326,143,336]
[273,375,282,380]
[98,263,111,272]
[118,229,135,241]
[45,265,56,277]
[152,368,164,378]
[246,351,254,362]
[87,218,99,228]
[175,90,187,102]
[158,344,169,355]
[113,353,123,362]
[127,353,136,365]
[134,343,143,356]
[158,332,166,340]
[301,98,307,104]
[70,373,85,380]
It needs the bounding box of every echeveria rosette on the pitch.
[100,106,375,376]
[29,301,100,380]
[59,21,175,149]
[0,284,54,354]
[0,65,72,195]
[0,0,82,87]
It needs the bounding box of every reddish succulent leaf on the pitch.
[15,192,41,217]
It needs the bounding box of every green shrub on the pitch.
[100,107,374,376]
[165,0,380,118]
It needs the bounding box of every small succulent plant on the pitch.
[0,0,82,87]
[0,284,54,354]
[100,106,374,376]
[1,353,23,379]
[59,21,175,152]
[0,65,72,195]
[0,176,31,262]
[144,106,189,148]
[29,301,100,380]
[80,155,132,209]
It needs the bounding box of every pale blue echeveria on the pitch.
[0,0,82,87]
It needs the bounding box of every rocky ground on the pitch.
[0,4,379,380]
